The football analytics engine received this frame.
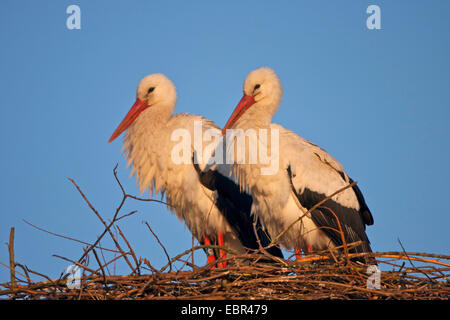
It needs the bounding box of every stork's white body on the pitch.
[124,111,245,254]
[220,67,373,255]
[109,74,246,256]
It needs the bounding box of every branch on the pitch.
[144,221,172,273]
[8,227,15,296]
[22,219,120,254]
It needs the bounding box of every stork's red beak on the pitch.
[222,94,256,135]
[108,98,149,143]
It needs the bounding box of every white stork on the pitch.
[218,67,374,260]
[108,73,283,267]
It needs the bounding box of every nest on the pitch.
[1,167,449,300]
[1,251,449,300]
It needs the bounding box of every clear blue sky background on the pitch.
[1,1,449,283]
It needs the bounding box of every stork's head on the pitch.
[109,73,177,143]
[223,67,283,132]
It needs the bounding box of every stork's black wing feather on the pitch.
[348,177,374,226]
[287,166,372,257]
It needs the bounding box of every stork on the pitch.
[108,73,283,268]
[217,67,374,261]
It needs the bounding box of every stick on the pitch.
[397,239,435,283]
[144,221,172,273]
[92,249,107,286]
[8,227,15,297]
[68,178,135,272]
[22,219,119,254]
[116,225,141,275]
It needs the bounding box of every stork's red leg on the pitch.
[203,235,216,268]
[295,247,302,260]
[295,245,313,260]
[217,232,227,268]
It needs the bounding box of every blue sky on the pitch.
[1,1,449,283]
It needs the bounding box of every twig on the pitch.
[14,263,32,285]
[53,254,101,277]
[116,225,141,275]
[191,234,195,269]
[22,265,57,284]
[144,221,172,273]
[116,210,139,222]
[94,252,130,275]
[8,227,15,296]
[0,261,28,284]
[142,258,159,274]
[113,164,172,208]
[92,249,107,287]
[397,238,434,283]
[68,177,136,272]
[22,219,120,254]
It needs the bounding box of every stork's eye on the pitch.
[254,84,261,91]
[147,87,155,94]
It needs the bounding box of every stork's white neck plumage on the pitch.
[130,102,174,133]
[232,105,274,130]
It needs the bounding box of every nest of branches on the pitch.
[1,167,449,300]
